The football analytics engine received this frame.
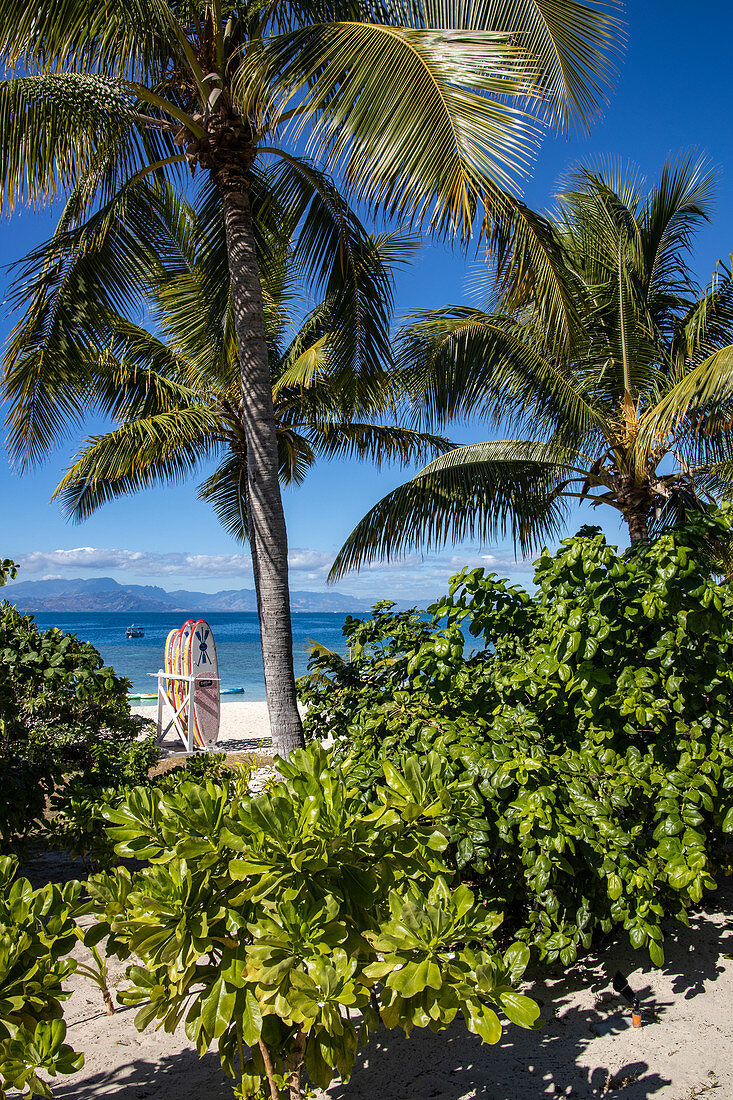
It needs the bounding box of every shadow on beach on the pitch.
[45,879,731,1100]
[50,1048,234,1100]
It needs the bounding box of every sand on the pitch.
[35,703,729,1098]
[132,699,276,756]
[27,879,731,1100]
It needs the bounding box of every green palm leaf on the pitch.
[9,167,448,552]
[258,153,412,391]
[330,438,577,578]
[339,154,733,563]
[669,260,733,372]
[0,0,175,73]
[252,21,537,240]
[197,457,251,544]
[480,195,583,340]
[399,306,606,444]
[3,179,194,463]
[478,0,622,132]
[54,407,223,520]
[0,73,174,212]
[637,345,733,456]
[303,421,453,466]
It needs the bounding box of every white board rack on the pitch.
[153,670,220,754]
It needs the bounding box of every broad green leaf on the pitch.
[463,1000,502,1044]
[240,989,263,1048]
[503,942,530,982]
[499,992,541,1029]
[199,977,236,1040]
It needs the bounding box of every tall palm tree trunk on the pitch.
[619,477,650,545]
[218,179,304,756]
[626,508,649,545]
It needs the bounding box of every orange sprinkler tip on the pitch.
[632,1010,642,1028]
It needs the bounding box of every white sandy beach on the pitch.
[132,699,277,755]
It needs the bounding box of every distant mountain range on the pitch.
[4,576,374,613]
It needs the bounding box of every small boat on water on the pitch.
[126,624,145,638]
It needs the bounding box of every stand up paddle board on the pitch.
[162,620,206,748]
[186,619,220,748]
[164,628,179,708]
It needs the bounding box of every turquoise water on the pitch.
[30,612,359,700]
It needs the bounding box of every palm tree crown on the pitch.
[330,155,733,578]
[42,186,449,543]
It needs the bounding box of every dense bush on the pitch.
[0,561,158,849]
[89,745,538,1100]
[47,753,244,869]
[0,856,83,1098]
[300,516,733,967]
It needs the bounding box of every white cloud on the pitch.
[16,546,331,579]
[329,546,538,602]
[447,551,536,572]
[13,543,537,602]
[285,549,332,572]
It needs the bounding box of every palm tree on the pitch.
[330,155,733,579]
[42,188,449,568]
[0,0,620,752]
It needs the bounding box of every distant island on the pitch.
[4,576,375,613]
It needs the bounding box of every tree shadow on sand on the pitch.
[327,881,731,1100]
[50,881,730,1100]
[51,1048,235,1100]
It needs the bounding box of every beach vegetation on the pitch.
[89,744,538,1099]
[0,855,84,1098]
[47,751,251,870]
[0,561,157,850]
[302,514,733,968]
[331,156,733,577]
[0,0,621,756]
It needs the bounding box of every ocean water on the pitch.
[30,612,360,700]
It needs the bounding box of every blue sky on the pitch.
[2,0,733,603]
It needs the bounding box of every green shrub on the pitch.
[300,516,733,967]
[46,753,240,870]
[154,750,234,790]
[89,745,538,1099]
[0,856,84,1098]
[0,560,158,850]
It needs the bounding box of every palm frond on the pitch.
[277,427,317,485]
[467,0,623,134]
[302,421,452,466]
[53,407,222,521]
[2,178,193,464]
[249,22,538,241]
[398,306,606,444]
[0,0,176,76]
[274,335,331,395]
[637,345,733,455]
[258,153,402,392]
[642,153,717,301]
[668,259,733,372]
[480,195,583,340]
[197,456,251,544]
[0,72,173,212]
[329,438,576,578]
